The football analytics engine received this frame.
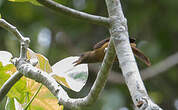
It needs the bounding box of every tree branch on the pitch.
[36,0,110,26]
[14,38,116,109]
[0,18,30,102]
[0,18,116,109]
[0,71,23,102]
[105,0,162,109]
[141,52,178,80]
[0,19,29,43]
[107,52,178,84]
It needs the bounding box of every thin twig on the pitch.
[24,84,43,110]
[0,71,23,102]
[36,0,110,26]
[0,19,26,43]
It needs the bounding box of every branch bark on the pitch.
[0,19,29,43]
[0,18,30,103]
[15,39,116,109]
[105,0,162,109]
[36,0,110,26]
[0,71,22,102]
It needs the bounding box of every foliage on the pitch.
[5,98,23,110]
[8,0,41,6]
[0,49,88,109]
[52,56,88,92]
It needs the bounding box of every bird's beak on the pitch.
[72,59,82,66]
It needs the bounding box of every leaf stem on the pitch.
[24,84,43,110]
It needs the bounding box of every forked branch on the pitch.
[37,0,110,26]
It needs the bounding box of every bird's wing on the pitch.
[93,38,110,50]
[93,37,136,50]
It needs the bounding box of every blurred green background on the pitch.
[0,0,178,109]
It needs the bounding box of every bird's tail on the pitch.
[131,46,151,66]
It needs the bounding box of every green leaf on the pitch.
[7,77,27,103]
[35,53,52,73]
[51,56,88,92]
[5,97,15,110]
[0,64,12,88]
[5,98,23,110]
[27,48,52,73]
[24,81,64,110]
[0,97,7,110]
[0,14,1,19]
[26,48,63,110]
[0,62,27,104]
[8,0,41,6]
[0,49,63,109]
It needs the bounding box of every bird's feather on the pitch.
[93,37,136,49]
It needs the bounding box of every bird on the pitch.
[73,37,151,66]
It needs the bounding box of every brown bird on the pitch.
[73,38,151,66]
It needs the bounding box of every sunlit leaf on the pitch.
[26,80,63,110]
[51,56,88,92]
[0,14,1,18]
[0,62,27,104]
[52,75,70,89]
[4,64,17,76]
[36,54,52,73]
[0,49,63,109]
[0,51,13,66]
[8,0,41,6]
[27,48,37,60]
[9,0,68,6]
[27,48,52,73]
[6,77,27,103]
[26,48,62,109]
[0,50,28,103]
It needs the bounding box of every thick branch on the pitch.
[105,0,162,109]
[36,0,110,26]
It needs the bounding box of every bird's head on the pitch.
[73,52,92,66]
